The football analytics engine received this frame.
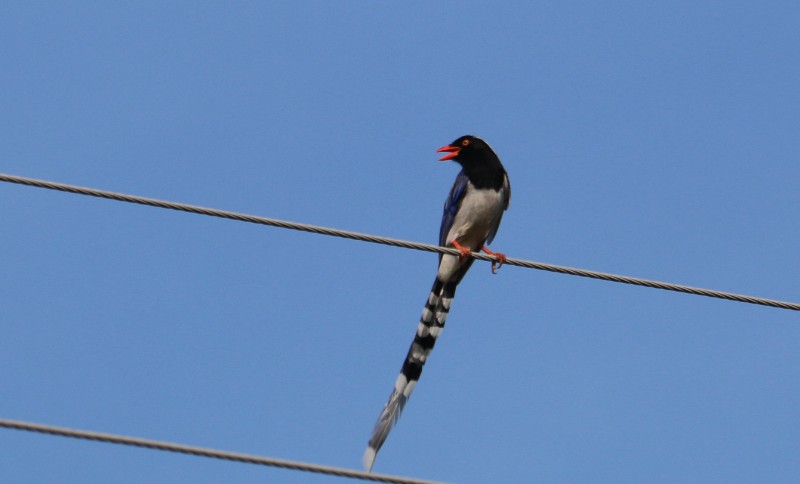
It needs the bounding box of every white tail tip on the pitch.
[362,447,377,472]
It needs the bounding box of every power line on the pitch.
[0,418,444,484]
[1,172,798,311]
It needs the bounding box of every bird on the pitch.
[363,135,511,471]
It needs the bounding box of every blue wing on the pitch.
[439,170,469,247]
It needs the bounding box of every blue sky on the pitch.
[2,2,799,483]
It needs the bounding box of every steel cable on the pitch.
[0,418,444,484]
[1,173,797,311]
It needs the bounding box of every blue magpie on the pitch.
[363,135,511,471]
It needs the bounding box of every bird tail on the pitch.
[363,278,457,471]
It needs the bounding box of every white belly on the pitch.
[437,184,505,281]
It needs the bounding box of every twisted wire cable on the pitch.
[0,418,443,484]
[1,173,797,311]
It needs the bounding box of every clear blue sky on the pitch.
[2,2,799,483]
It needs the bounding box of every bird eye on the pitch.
[461,139,470,147]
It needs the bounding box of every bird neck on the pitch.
[461,160,506,190]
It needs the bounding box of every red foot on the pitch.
[451,240,472,261]
[481,246,507,274]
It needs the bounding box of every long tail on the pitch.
[363,277,457,471]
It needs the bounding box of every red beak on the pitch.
[436,145,459,161]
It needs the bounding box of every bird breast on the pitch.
[445,184,505,250]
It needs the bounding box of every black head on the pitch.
[436,135,499,166]
[436,135,507,190]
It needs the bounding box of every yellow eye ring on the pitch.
[461,139,470,147]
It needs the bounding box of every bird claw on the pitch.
[451,240,472,261]
[452,242,506,273]
[490,253,507,274]
[481,246,506,274]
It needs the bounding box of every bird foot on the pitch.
[481,246,506,274]
[451,240,472,261]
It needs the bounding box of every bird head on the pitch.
[436,135,495,165]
